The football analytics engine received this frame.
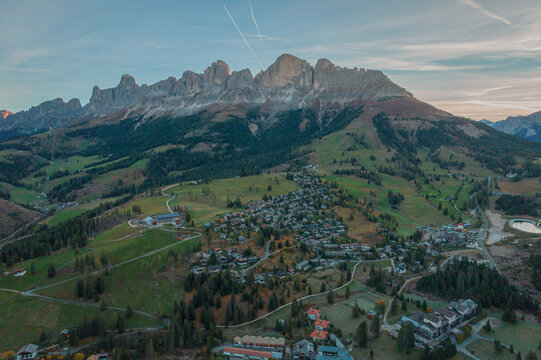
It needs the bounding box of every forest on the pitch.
[416,258,538,312]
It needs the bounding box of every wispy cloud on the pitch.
[459,0,511,25]
[223,5,264,69]
[0,65,51,73]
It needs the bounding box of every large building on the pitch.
[316,346,353,360]
[142,212,184,227]
[401,299,477,344]
[15,344,38,360]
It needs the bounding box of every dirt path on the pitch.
[485,210,513,245]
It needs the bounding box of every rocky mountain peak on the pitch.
[203,60,231,85]
[255,53,313,88]
[0,110,13,119]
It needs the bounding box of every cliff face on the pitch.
[1,54,412,137]
[86,53,411,120]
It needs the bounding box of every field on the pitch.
[0,291,159,352]
[499,177,541,195]
[37,227,201,315]
[326,173,452,234]
[482,311,541,356]
[166,174,299,225]
[466,339,515,360]
[350,333,421,360]
[45,197,124,226]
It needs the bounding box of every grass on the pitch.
[466,339,515,360]
[37,229,201,315]
[351,332,421,360]
[482,312,541,356]
[166,173,299,225]
[127,196,170,216]
[0,248,93,291]
[0,291,159,352]
[45,197,124,226]
[326,173,451,235]
[0,183,43,206]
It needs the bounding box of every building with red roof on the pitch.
[309,329,328,342]
[315,318,330,330]
[306,307,321,320]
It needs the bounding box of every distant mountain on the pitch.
[484,111,541,142]
[0,54,413,139]
[0,98,83,139]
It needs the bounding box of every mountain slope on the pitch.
[484,111,541,142]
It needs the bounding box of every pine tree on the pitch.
[345,286,351,299]
[356,321,368,347]
[371,316,380,338]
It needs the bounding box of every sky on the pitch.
[1,0,541,121]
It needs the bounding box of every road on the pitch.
[242,240,271,276]
[217,259,390,329]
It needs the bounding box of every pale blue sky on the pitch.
[1,0,540,120]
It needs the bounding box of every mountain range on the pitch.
[482,111,541,142]
[0,54,416,139]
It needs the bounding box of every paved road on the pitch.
[217,259,391,329]
[242,240,271,276]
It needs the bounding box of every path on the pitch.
[24,230,201,294]
[0,230,202,321]
[242,240,271,276]
[217,259,387,329]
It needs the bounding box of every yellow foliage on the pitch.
[74,353,85,360]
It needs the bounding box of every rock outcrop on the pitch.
[0,110,13,119]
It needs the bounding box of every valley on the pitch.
[0,54,539,360]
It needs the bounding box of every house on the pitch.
[315,318,330,331]
[223,347,272,359]
[15,344,38,360]
[316,345,353,360]
[306,307,320,320]
[142,216,156,227]
[366,310,378,319]
[310,329,328,342]
[13,269,26,277]
[86,354,108,360]
[294,340,316,359]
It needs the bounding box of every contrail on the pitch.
[223,5,264,69]
[249,0,264,45]
[459,0,511,25]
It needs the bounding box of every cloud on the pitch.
[459,0,511,25]
[223,5,264,69]
[0,65,51,73]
